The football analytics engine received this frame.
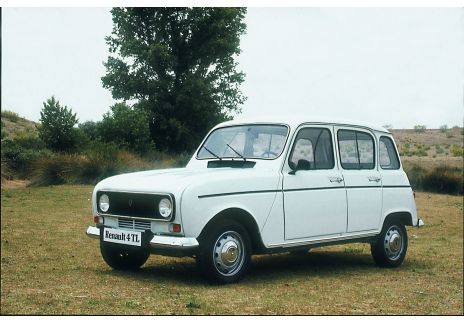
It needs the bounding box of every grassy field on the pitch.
[1,185,463,315]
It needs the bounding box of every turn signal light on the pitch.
[169,223,181,233]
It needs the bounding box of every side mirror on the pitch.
[288,159,311,175]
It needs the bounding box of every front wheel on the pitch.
[371,221,408,267]
[197,220,251,284]
[100,242,150,271]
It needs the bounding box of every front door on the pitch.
[335,127,382,232]
[283,126,347,240]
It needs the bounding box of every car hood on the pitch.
[94,167,257,196]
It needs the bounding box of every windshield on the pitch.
[197,124,289,160]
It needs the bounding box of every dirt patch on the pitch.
[1,179,30,189]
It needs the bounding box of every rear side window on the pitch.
[289,128,334,170]
[379,136,400,169]
[338,130,375,170]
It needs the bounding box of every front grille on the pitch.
[97,191,174,220]
[118,218,151,231]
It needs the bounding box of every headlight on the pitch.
[158,198,172,218]
[99,194,110,212]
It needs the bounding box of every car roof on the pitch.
[216,115,390,134]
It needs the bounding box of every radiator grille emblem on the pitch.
[128,199,133,207]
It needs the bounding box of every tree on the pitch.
[439,124,448,133]
[102,8,247,153]
[99,103,154,154]
[38,96,79,151]
[413,125,426,133]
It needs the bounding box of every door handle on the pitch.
[329,177,344,183]
[368,176,381,182]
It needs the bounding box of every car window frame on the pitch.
[287,126,335,170]
[379,135,400,170]
[337,129,376,170]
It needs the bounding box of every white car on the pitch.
[86,116,424,283]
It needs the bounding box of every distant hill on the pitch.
[1,110,39,139]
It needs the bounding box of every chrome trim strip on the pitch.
[85,226,199,249]
[97,213,169,222]
[150,236,199,249]
[267,231,379,248]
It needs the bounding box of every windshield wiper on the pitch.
[226,143,246,161]
[202,145,222,160]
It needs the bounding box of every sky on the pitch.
[2,7,463,128]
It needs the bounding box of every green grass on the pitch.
[1,185,463,314]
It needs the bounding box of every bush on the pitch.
[78,121,101,142]
[414,125,426,133]
[1,135,52,178]
[422,166,463,195]
[38,96,79,152]
[29,145,191,187]
[439,125,448,133]
[450,145,463,157]
[1,110,19,122]
[404,163,463,195]
[99,103,154,154]
[435,145,445,154]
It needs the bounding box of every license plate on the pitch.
[103,228,142,246]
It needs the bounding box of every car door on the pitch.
[335,127,382,233]
[283,125,347,240]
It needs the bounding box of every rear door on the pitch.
[283,125,347,240]
[335,127,382,232]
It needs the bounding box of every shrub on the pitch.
[435,145,445,154]
[78,121,101,142]
[439,125,448,133]
[1,110,19,122]
[99,103,154,154]
[38,96,79,152]
[414,125,426,133]
[1,135,52,178]
[422,166,463,195]
[404,163,463,195]
[412,147,428,157]
[450,145,463,157]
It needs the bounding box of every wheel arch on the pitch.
[197,207,266,254]
[383,211,414,227]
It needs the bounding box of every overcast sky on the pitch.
[2,7,463,128]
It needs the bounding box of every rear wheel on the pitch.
[100,242,149,271]
[371,221,408,267]
[197,220,251,284]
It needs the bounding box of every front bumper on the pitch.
[86,226,199,251]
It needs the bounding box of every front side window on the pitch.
[289,128,334,170]
[379,136,400,169]
[197,124,288,160]
[338,130,375,170]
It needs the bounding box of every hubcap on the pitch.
[384,226,404,261]
[213,231,245,276]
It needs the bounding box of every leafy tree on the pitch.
[38,96,79,151]
[99,103,154,154]
[439,124,448,133]
[78,121,101,141]
[102,8,247,153]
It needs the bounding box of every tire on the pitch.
[371,220,408,268]
[197,220,251,284]
[100,242,150,271]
